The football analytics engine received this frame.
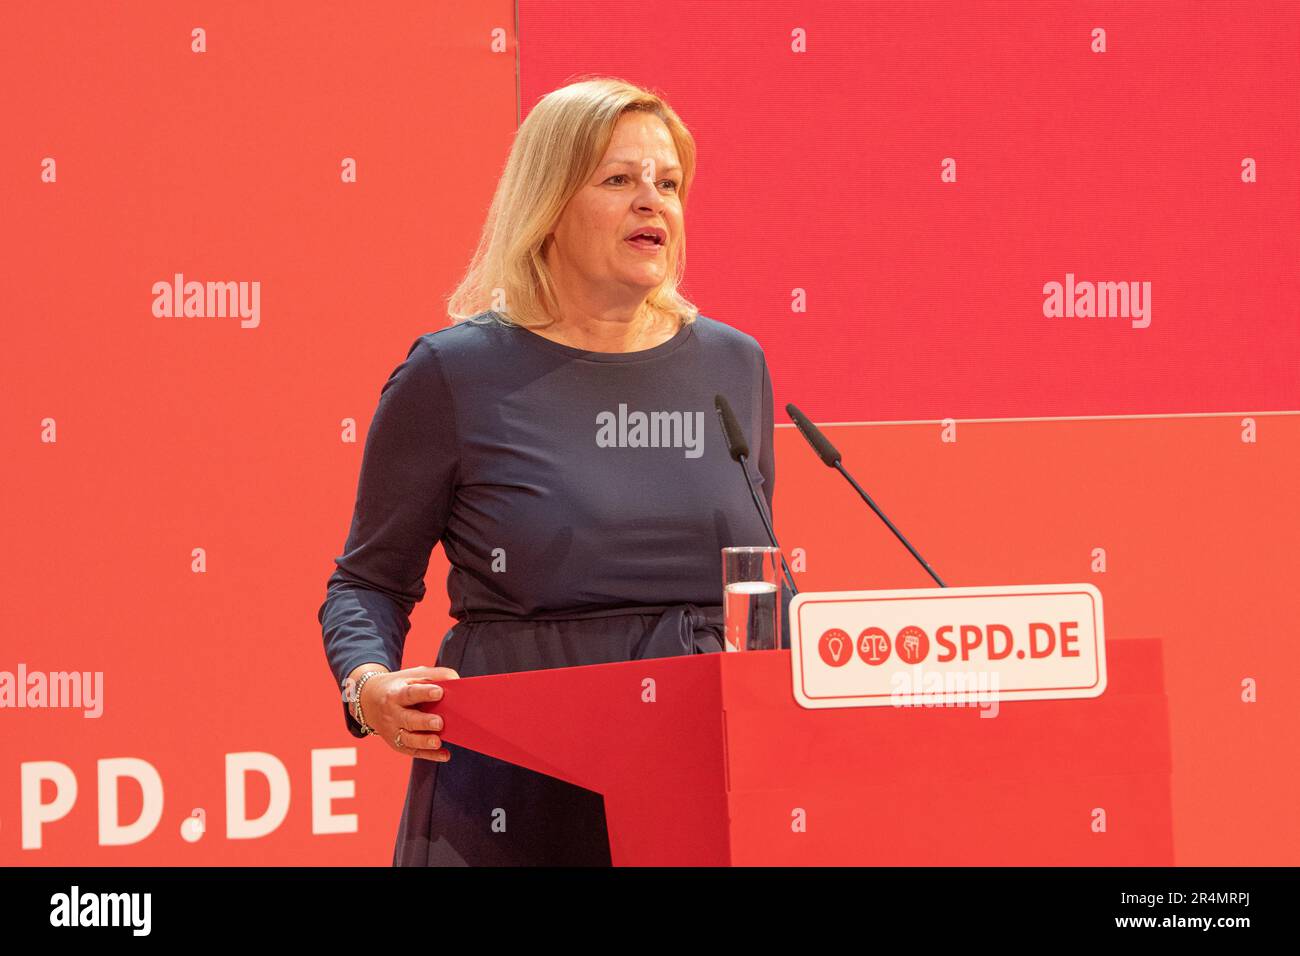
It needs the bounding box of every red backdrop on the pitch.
[1,0,1296,865]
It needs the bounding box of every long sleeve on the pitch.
[317,335,460,737]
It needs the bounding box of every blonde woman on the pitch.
[319,76,783,866]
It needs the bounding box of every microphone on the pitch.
[786,403,947,588]
[714,394,798,599]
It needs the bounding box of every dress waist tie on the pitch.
[458,603,726,659]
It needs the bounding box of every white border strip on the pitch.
[775,410,1300,427]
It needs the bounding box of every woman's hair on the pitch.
[445,75,699,330]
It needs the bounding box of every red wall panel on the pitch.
[0,0,517,865]
[520,0,1300,420]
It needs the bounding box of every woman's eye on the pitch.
[604,174,678,191]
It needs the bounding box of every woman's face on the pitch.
[545,111,684,311]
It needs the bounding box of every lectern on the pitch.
[424,639,1172,865]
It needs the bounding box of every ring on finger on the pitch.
[395,728,404,748]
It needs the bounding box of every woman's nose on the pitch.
[633,176,664,211]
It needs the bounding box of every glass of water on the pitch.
[721,546,782,652]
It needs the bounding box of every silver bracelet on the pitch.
[352,669,387,736]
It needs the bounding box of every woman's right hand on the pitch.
[358,665,460,761]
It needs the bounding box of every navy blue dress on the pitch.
[317,310,786,865]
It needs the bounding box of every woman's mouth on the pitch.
[625,232,665,253]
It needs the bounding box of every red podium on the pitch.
[425,639,1172,865]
